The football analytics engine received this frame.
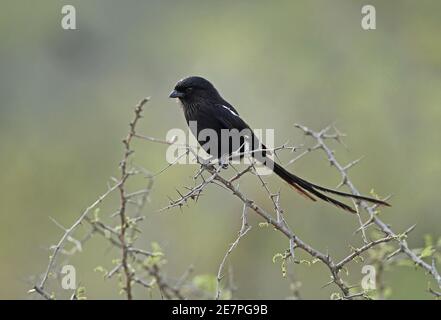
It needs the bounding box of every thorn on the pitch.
[49,217,67,231]
[386,248,402,261]
[321,279,335,289]
[166,195,174,205]
[353,218,374,235]
[335,177,347,189]
[404,224,417,235]
[175,188,184,198]
[344,156,364,171]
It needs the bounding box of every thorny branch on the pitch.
[31,180,123,299]
[32,98,196,300]
[146,122,439,299]
[215,203,251,300]
[117,97,148,300]
[32,98,440,299]
[294,123,441,292]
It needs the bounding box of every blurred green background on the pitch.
[0,0,440,299]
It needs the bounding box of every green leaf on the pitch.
[424,234,433,247]
[76,286,87,300]
[93,266,108,276]
[193,274,217,294]
[92,208,100,222]
[420,245,435,258]
[272,253,284,264]
[299,259,311,266]
[330,292,341,300]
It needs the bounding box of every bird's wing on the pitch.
[212,103,248,130]
[209,103,268,160]
[216,103,240,117]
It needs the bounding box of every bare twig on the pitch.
[117,97,150,299]
[33,97,438,300]
[34,179,122,298]
[294,123,441,290]
[216,203,251,300]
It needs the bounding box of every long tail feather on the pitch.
[270,161,390,213]
[297,177,391,207]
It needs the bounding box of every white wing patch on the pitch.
[221,105,239,117]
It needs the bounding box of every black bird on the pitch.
[169,76,390,213]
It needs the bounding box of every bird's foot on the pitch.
[219,155,230,169]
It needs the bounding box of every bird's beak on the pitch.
[169,90,184,98]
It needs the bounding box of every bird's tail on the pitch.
[270,161,390,214]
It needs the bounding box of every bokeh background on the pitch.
[0,0,440,299]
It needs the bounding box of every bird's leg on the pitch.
[219,154,230,169]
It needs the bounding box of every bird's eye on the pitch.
[186,87,193,92]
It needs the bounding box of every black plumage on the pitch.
[169,76,390,213]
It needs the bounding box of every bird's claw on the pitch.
[219,155,230,169]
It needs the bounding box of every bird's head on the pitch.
[169,76,221,104]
